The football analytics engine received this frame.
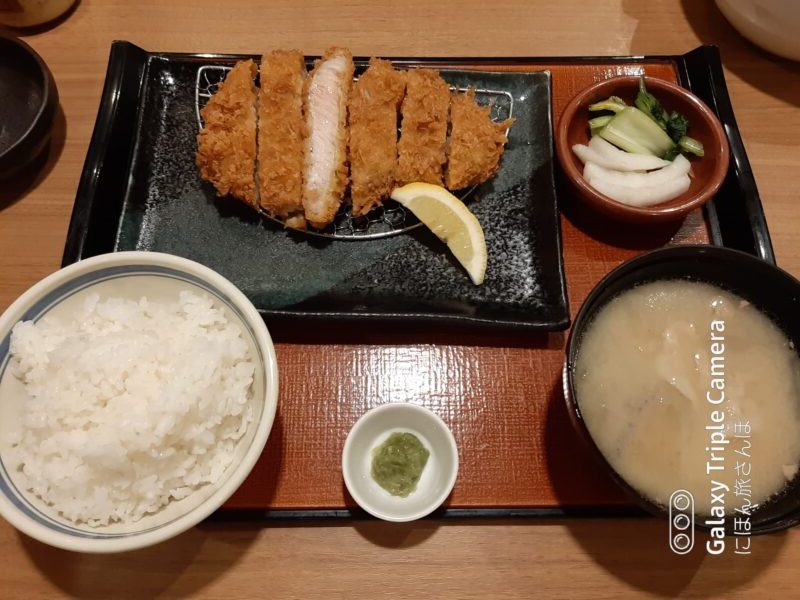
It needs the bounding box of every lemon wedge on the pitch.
[390,182,487,285]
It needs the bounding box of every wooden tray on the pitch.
[63,44,773,518]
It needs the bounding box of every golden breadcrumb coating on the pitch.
[258,50,307,227]
[196,60,258,208]
[445,88,513,190]
[348,58,406,216]
[196,52,511,228]
[396,69,450,186]
[302,47,354,229]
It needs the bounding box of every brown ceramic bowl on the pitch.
[555,76,729,223]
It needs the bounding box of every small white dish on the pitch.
[342,402,458,522]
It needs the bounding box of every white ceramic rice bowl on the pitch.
[0,252,278,553]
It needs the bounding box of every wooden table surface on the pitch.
[2,1,800,598]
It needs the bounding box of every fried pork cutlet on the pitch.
[258,50,307,228]
[196,60,258,208]
[445,89,513,190]
[396,69,450,187]
[302,48,354,229]
[348,58,406,216]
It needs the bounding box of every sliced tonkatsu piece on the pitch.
[196,60,258,208]
[395,69,450,187]
[258,50,307,228]
[348,58,406,217]
[302,47,354,229]
[445,88,514,190]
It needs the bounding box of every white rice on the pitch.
[6,291,255,527]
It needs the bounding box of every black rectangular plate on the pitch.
[64,43,570,330]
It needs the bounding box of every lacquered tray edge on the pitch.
[63,41,147,267]
[207,506,648,521]
[675,46,775,264]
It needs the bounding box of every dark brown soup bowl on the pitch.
[565,245,800,535]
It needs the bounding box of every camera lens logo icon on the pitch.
[669,490,695,555]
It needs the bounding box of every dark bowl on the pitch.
[556,76,729,224]
[564,245,800,534]
[0,31,58,179]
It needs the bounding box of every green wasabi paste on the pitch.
[371,432,430,497]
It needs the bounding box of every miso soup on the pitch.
[575,280,800,515]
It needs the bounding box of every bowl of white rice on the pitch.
[0,252,278,553]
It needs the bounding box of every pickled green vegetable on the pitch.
[678,135,705,158]
[587,78,705,160]
[371,432,430,497]
[598,107,675,157]
[588,96,627,114]
[589,115,613,136]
